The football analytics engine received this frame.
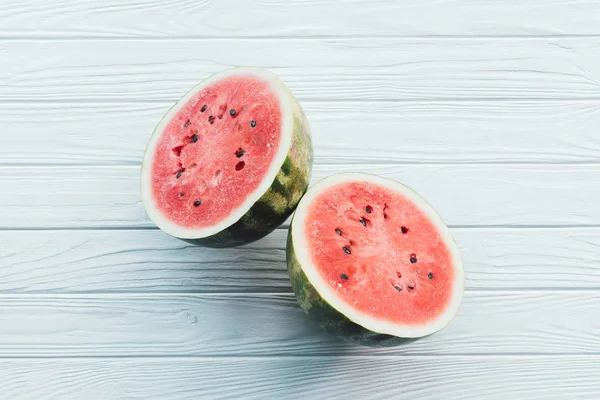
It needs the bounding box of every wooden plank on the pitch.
[3,100,600,165]
[0,229,289,293]
[0,356,597,400]
[2,0,600,37]
[0,292,598,356]
[3,39,600,102]
[2,227,600,293]
[1,164,598,228]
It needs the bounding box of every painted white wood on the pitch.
[3,39,600,102]
[0,292,598,356]
[1,164,598,228]
[0,356,597,400]
[2,227,600,293]
[3,100,600,165]
[2,2,600,397]
[2,0,600,38]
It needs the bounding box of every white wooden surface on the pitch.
[1,1,600,398]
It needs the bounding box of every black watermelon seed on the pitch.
[340,273,348,281]
[235,161,245,171]
[179,192,184,197]
[394,285,402,292]
[366,206,372,214]
[359,217,367,227]
[401,226,409,234]
[343,247,351,255]
[428,272,433,280]
[410,254,417,264]
[193,200,201,207]
[235,149,245,158]
[230,109,236,116]
[185,120,191,127]
[250,120,256,128]
[192,134,198,143]
[201,105,207,112]
[209,115,214,122]
[176,171,183,179]
[407,285,415,290]
[335,228,342,235]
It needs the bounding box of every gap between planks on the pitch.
[3,224,600,231]
[0,289,596,297]
[3,161,600,168]
[0,353,598,359]
[6,97,600,104]
[5,35,600,41]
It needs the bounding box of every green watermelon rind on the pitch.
[141,68,313,248]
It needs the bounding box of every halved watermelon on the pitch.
[141,68,312,247]
[287,173,464,344]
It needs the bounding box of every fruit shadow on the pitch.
[156,233,419,353]
[147,231,292,293]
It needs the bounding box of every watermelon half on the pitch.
[141,68,313,247]
[287,173,464,344]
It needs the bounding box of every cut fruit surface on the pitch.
[142,68,312,247]
[306,181,454,325]
[287,173,464,341]
[151,75,282,229]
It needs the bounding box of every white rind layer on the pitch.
[291,173,465,338]
[141,68,294,239]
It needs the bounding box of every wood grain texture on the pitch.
[0,292,598,357]
[2,1,600,397]
[3,39,600,102]
[3,100,600,165]
[1,164,598,228]
[2,227,600,293]
[2,0,600,37]
[0,356,597,400]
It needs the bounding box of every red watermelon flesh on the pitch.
[304,180,455,326]
[151,75,282,229]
